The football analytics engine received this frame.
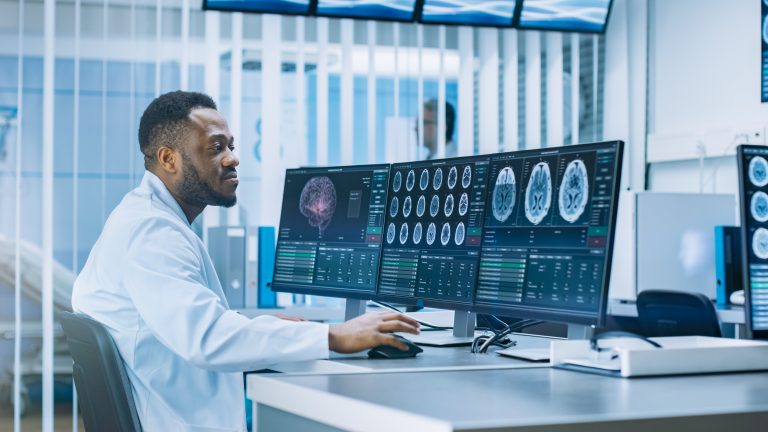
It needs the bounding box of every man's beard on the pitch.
[177,151,237,209]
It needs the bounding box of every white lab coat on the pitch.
[72,171,329,432]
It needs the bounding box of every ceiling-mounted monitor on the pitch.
[203,0,312,15]
[516,0,613,33]
[316,0,418,22]
[418,0,517,27]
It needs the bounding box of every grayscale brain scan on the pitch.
[399,223,409,245]
[417,195,426,217]
[753,227,768,259]
[458,193,469,216]
[426,222,437,245]
[462,166,472,188]
[444,194,454,217]
[524,162,552,225]
[492,166,516,223]
[448,166,458,189]
[420,169,429,191]
[750,156,768,187]
[299,176,337,236]
[403,196,413,218]
[558,159,589,223]
[390,196,399,218]
[413,222,423,244]
[433,167,444,190]
[752,191,768,223]
[406,170,416,191]
[440,222,451,246]
[392,171,402,193]
[455,222,465,245]
[386,222,396,244]
[430,195,440,217]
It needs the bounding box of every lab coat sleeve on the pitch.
[122,218,330,372]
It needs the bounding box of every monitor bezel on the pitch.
[374,153,492,310]
[513,0,614,34]
[270,163,391,301]
[737,145,768,340]
[202,0,314,16]
[470,140,624,327]
[416,0,518,29]
[315,0,419,23]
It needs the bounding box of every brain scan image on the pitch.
[420,169,430,190]
[299,176,337,236]
[433,168,444,190]
[749,156,768,187]
[448,166,458,189]
[417,195,426,217]
[390,196,399,218]
[399,223,409,245]
[492,167,516,223]
[386,223,396,244]
[458,193,469,216]
[392,171,402,193]
[558,159,589,223]
[426,222,437,245]
[753,227,768,259]
[462,166,472,188]
[454,222,465,246]
[430,195,440,217]
[752,191,768,223]
[440,223,451,246]
[524,162,552,225]
[406,170,416,191]
[403,196,413,218]
[444,194,455,217]
[413,222,423,244]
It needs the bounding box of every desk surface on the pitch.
[248,367,768,431]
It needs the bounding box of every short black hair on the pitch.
[138,91,217,169]
[424,99,456,143]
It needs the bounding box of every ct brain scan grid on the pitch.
[378,156,491,306]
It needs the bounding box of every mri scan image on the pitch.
[417,195,426,217]
[753,227,768,259]
[444,194,454,217]
[430,195,440,217]
[458,193,469,216]
[558,159,589,223]
[440,223,451,246]
[433,167,444,190]
[403,196,413,218]
[413,222,423,244]
[752,191,768,223]
[492,166,516,223]
[392,171,402,193]
[426,222,437,245]
[524,162,552,225]
[420,169,430,191]
[299,176,337,236]
[454,222,465,246]
[390,196,399,218]
[386,223,396,244]
[750,156,768,187]
[406,170,416,191]
[448,166,458,189]
[399,223,409,245]
[462,166,472,188]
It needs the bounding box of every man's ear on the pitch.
[156,146,179,174]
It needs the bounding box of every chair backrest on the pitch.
[58,311,143,432]
[636,290,722,337]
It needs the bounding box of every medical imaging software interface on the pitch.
[475,143,621,319]
[271,165,389,297]
[377,157,490,305]
[739,146,768,332]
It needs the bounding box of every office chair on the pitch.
[58,312,143,432]
[636,290,722,337]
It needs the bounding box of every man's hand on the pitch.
[328,312,420,354]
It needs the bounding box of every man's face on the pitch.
[175,108,239,208]
[421,108,437,153]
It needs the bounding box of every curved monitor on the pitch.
[473,141,624,326]
[271,164,390,300]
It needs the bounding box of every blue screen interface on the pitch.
[205,0,311,14]
[519,0,611,33]
[317,0,417,21]
[420,0,517,26]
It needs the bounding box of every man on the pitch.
[71,91,419,431]
[420,98,457,160]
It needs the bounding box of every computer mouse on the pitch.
[367,335,423,359]
[730,289,745,305]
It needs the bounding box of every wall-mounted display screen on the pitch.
[317,0,417,22]
[762,0,768,102]
[517,0,613,33]
[419,0,517,27]
[203,0,311,14]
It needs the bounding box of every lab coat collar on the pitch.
[140,170,191,225]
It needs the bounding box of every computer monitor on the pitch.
[516,0,614,33]
[737,145,768,339]
[377,155,491,310]
[418,0,518,27]
[203,0,312,15]
[316,0,418,22]
[473,141,624,327]
[271,164,390,301]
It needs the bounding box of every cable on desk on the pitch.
[471,319,544,354]
[370,301,454,331]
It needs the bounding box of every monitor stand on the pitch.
[566,324,594,340]
[409,311,477,347]
[344,299,368,321]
